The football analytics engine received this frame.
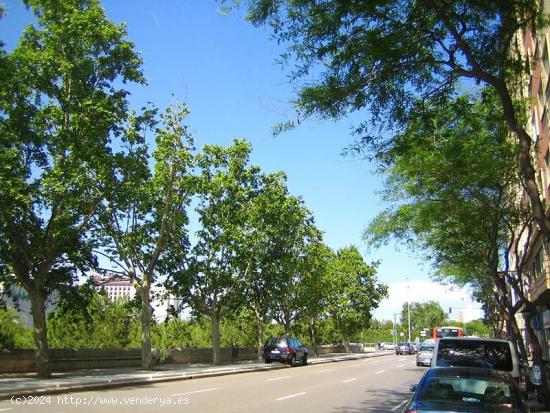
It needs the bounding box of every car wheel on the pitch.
[416,362,420,366]
[302,355,308,366]
[264,358,272,364]
[288,354,296,367]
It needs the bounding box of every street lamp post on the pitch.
[393,313,399,345]
[407,301,411,342]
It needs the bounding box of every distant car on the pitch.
[432,337,522,384]
[263,336,308,367]
[396,342,415,355]
[403,366,529,412]
[379,342,395,351]
[416,342,435,366]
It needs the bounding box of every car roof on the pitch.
[438,337,511,343]
[427,366,514,381]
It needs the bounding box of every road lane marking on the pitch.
[170,387,220,396]
[397,364,405,368]
[266,375,291,382]
[375,370,385,374]
[276,392,306,401]
[349,363,362,367]
[0,408,13,412]
[391,399,409,411]
[342,378,357,383]
[316,369,332,373]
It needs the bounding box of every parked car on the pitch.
[381,342,396,351]
[263,336,308,366]
[403,366,529,412]
[396,342,416,355]
[416,342,435,366]
[432,337,522,384]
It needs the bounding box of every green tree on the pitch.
[241,0,550,245]
[360,319,394,344]
[297,241,334,356]
[0,308,34,349]
[325,246,388,352]
[268,200,321,334]
[172,140,260,365]
[238,171,322,356]
[363,92,545,391]
[400,301,447,341]
[0,0,144,377]
[48,286,139,348]
[94,104,195,370]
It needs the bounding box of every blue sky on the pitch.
[1,0,483,323]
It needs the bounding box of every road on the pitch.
[0,355,426,413]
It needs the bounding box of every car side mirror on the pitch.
[410,384,417,392]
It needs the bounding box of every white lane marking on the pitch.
[0,409,13,412]
[391,399,409,411]
[266,375,292,382]
[349,363,362,367]
[317,369,332,373]
[375,370,385,374]
[276,392,306,401]
[170,387,220,396]
[397,364,405,368]
[342,378,357,383]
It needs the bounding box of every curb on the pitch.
[0,352,393,400]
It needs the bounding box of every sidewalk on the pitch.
[527,394,550,413]
[0,351,392,400]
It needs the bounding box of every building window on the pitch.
[533,246,545,280]
[532,109,540,142]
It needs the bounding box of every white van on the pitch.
[431,337,522,384]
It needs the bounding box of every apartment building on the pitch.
[512,3,550,360]
[90,274,184,322]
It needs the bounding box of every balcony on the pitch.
[528,271,550,303]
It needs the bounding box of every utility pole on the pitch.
[406,278,411,342]
[407,301,411,342]
[393,313,398,345]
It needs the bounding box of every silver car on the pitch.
[416,342,435,366]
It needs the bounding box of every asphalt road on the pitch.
[0,354,426,413]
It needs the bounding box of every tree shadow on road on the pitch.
[330,387,412,413]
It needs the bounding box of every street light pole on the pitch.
[393,313,399,345]
[407,301,411,342]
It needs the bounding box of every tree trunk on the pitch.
[211,311,221,365]
[309,320,319,357]
[283,318,291,335]
[492,81,550,240]
[256,318,264,360]
[29,290,51,378]
[139,286,153,370]
[343,336,350,353]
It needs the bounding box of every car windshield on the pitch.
[436,341,513,371]
[418,376,521,412]
[420,345,434,352]
[398,342,407,346]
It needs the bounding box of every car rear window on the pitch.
[418,376,520,411]
[420,345,434,352]
[265,337,288,347]
[436,340,513,372]
[277,338,288,347]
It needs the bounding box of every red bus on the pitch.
[433,326,463,341]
